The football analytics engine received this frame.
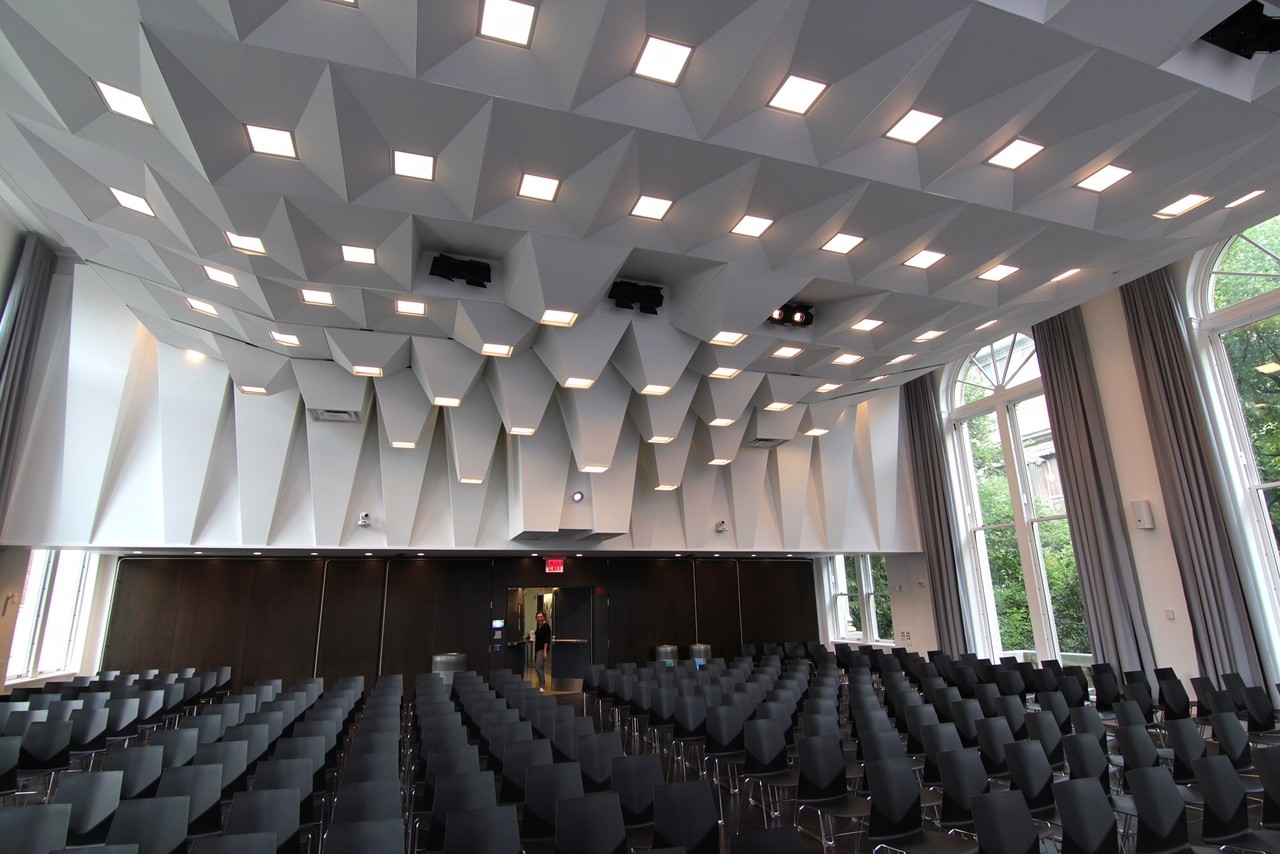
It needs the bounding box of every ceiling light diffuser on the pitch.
[1226,190,1265,208]
[833,353,863,365]
[245,124,297,158]
[709,458,731,466]
[850,318,882,331]
[641,384,671,395]
[1077,164,1131,192]
[226,232,265,254]
[805,428,829,436]
[765,402,792,412]
[270,331,299,346]
[95,81,153,124]
[239,385,267,395]
[580,465,609,474]
[885,109,942,143]
[634,36,692,84]
[869,375,888,382]
[479,0,536,45]
[979,264,1019,281]
[654,484,679,491]
[648,435,674,444]
[391,441,416,449]
[481,343,514,357]
[352,365,383,377]
[773,346,802,359]
[396,299,426,316]
[204,266,238,287]
[459,477,484,484]
[1051,268,1080,282]
[564,377,594,389]
[392,150,435,180]
[540,309,578,327]
[1154,194,1212,219]
[518,173,559,201]
[987,139,1043,169]
[904,249,945,269]
[709,418,735,427]
[888,354,915,364]
[816,383,841,393]
[300,289,333,306]
[710,331,746,346]
[914,330,944,342]
[976,320,998,330]
[342,245,376,264]
[822,233,864,254]
[433,397,461,407]
[768,75,827,114]
[110,188,153,216]
[731,215,773,237]
[630,195,673,220]
[710,367,741,379]
[509,427,536,436]
[186,297,218,316]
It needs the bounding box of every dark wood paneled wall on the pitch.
[103,555,820,689]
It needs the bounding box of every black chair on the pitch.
[920,721,963,788]
[0,733,20,797]
[51,769,123,846]
[1005,738,1057,820]
[1193,753,1280,852]
[1126,766,1215,854]
[192,739,249,800]
[322,818,405,854]
[147,727,198,768]
[251,757,317,825]
[442,803,522,853]
[792,734,868,848]
[652,780,718,854]
[730,825,804,853]
[157,762,223,836]
[224,787,303,853]
[577,731,623,793]
[1025,710,1065,769]
[499,736,552,804]
[975,715,1015,777]
[863,756,974,854]
[1054,778,1119,854]
[740,718,793,824]
[971,788,1040,854]
[611,752,665,829]
[421,770,497,852]
[330,779,402,825]
[104,794,190,854]
[520,759,584,841]
[103,744,163,799]
[0,801,71,854]
[936,747,989,832]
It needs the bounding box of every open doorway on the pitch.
[503,586,591,692]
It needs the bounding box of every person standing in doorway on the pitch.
[534,611,551,692]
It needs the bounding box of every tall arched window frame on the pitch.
[1186,213,1280,650]
[943,333,1092,665]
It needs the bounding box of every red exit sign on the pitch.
[545,557,564,574]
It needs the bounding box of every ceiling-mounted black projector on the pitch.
[1201,1,1280,58]
[429,253,491,287]
[608,280,663,314]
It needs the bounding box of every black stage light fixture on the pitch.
[608,280,664,315]
[1201,1,1280,58]
[429,253,492,288]
[768,302,814,328]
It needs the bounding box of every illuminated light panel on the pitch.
[518,173,559,201]
[204,266,238,287]
[805,428,829,436]
[641,384,671,396]
[634,36,692,84]
[822,233,863,254]
[186,297,218,316]
[765,402,792,412]
[773,346,802,359]
[479,0,536,45]
[630,195,673,220]
[270,331,300,347]
[888,354,915,365]
[1051,268,1081,282]
[832,353,863,366]
[987,139,1043,169]
[184,349,206,363]
[1077,164,1131,192]
[392,150,434,180]
[110,187,154,216]
[509,427,536,436]
[564,377,594,389]
[816,383,841,393]
[711,331,747,346]
[851,318,882,331]
[869,375,888,382]
[226,232,265,254]
[979,264,1019,282]
[244,124,297,158]
[885,109,942,143]
[342,245,376,264]
[709,458,732,466]
[353,365,383,377]
[95,81,153,124]
[648,435,675,444]
[391,441,416,449]
[914,330,944,342]
[300,289,333,306]
[239,385,268,395]
[710,367,741,379]
[580,465,609,474]
[481,343,514,357]
[709,418,735,427]
[433,397,461,407]
[540,309,577,327]
[1226,190,1265,208]
[396,299,426,316]
[904,249,945,269]
[459,477,484,484]
[654,483,679,491]
[976,320,998,330]
[768,75,827,114]
[1256,362,1280,375]
[731,215,773,237]
[1154,194,1212,219]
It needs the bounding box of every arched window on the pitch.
[945,333,1092,664]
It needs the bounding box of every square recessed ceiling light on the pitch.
[459,477,484,484]
[816,383,842,393]
[648,435,675,444]
[885,109,942,143]
[904,249,945,269]
[342,245,376,264]
[433,396,461,407]
[641,384,671,396]
[204,266,238,288]
[773,346,802,359]
[822,233,863,254]
[630,195,673,220]
[580,464,609,474]
[518,173,559,201]
[913,330,944,342]
[509,427,536,436]
[768,75,827,114]
[765,401,792,412]
[270,331,300,347]
[888,354,915,365]
[353,365,383,377]
[479,0,536,45]
[832,353,862,366]
[634,36,692,84]
[482,343,514,357]
[1154,194,1212,219]
[805,428,829,436]
[245,124,297,158]
[709,417,735,427]
[654,483,679,491]
[239,385,268,395]
[540,309,578,327]
[709,458,732,466]
[300,289,334,306]
[979,264,1019,282]
[392,150,434,180]
[1226,190,1265,208]
[987,139,1044,169]
[186,297,218,316]
[95,81,153,124]
[396,299,426,316]
[226,232,266,254]
[731,215,773,237]
[710,331,746,346]
[391,441,416,449]
[710,367,741,379]
[564,377,594,389]
[1050,268,1080,282]
[1077,164,1131,192]
[110,188,154,216]
[850,318,882,331]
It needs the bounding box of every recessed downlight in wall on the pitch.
[571,491,584,503]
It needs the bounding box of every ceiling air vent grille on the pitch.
[746,437,787,449]
[308,408,362,423]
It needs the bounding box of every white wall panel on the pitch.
[235,388,303,545]
[93,334,164,546]
[157,344,230,543]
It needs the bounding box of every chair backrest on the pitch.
[19,719,73,768]
[158,762,226,835]
[577,731,624,791]
[742,718,788,774]
[1062,732,1111,790]
[975,715,1015,774]
[330,780,403,825]
[1163,715,1206,783]
[1192,753,1251,844]
[864,756,923,843]
[1256,742,1280,829]
[442,803,522,854]
[652,780,719,854]
[971,788,1039,854]
[499,737,552,803]
[937,747,989,830]
[729,825,805,854]
[1127,766,1192,854]
[428,770,498,850]
[1068,705,1106,747]
[1209,711,1252,770]
[521,759,584,840]
[920,721,963,787]
[1024,711,1064,767]
[1054,778,1119,854]
[323,817,406,854]
[192,739,249,796]
[0,801,72,854]
[555,791,626,854]
[105,794,191,854]
[1114,725,1159,790]
[224,787,301,850]
[1004,739,1054,815]
[103,744,163,799]
[52,769,123,843]
[611,753,664,828]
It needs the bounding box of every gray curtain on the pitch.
[902,374,971,655]
[1120,268,1266,684]
[1032,308,1156,676]
[0,234,55,528]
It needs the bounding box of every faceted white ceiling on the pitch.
[3,0,1280,461]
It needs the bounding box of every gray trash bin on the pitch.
[689,644,711,666]
[431,652,467,687]
[655,645,678,668]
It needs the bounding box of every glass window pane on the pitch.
[871,594,893,642]
[36,551,88,674]
[981,526,1034,656]
[963,413,1015,526]
[1036,518,1091,660]
[1014,395,1066,517]
[1258,486,1280,562]
[1213,215,1280,309]
[870,555,889,594]
[1220,315,1280,484]
[6,551,50,680]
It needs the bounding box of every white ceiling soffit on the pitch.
[3,0,1280,465]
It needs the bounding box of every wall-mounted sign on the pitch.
[545,556,564,574]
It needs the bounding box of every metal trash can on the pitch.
[689,644,711,667]
[655,644,678,668]
[431,652,467,687]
